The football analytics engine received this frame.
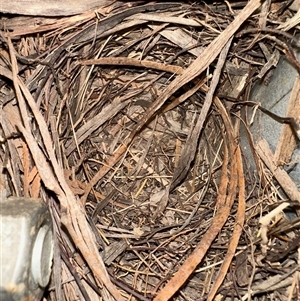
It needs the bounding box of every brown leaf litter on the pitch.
[1,0,300,300]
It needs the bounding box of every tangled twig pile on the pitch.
[1,0,300,300]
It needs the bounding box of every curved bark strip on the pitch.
[0,0,114,16]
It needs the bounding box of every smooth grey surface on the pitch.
[0,197,53,301]
[250,56,299,153]
[240,45,300,188]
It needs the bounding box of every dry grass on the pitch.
[1,1,300,300]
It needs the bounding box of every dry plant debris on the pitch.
[1,0,300,300]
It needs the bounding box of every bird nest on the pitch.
[1,1,300,300]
